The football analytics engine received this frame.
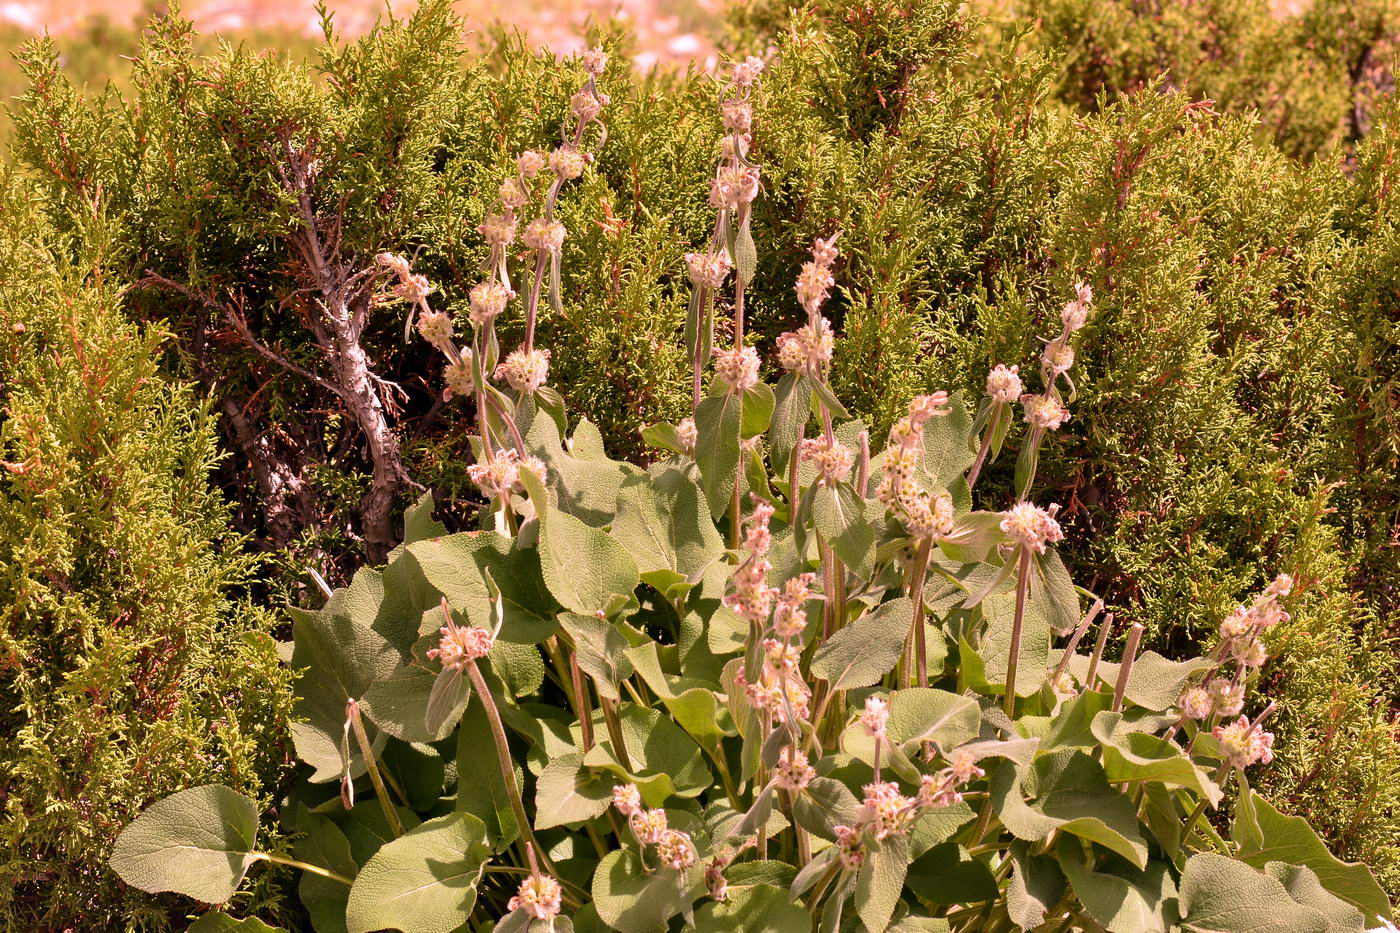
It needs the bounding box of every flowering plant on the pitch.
[109,52,1390,933]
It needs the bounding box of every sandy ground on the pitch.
[0,0,724,66]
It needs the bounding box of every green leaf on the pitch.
[592,848,701,933]
[109,785,260,904]
[294,812,357,933]
[841,688,981,773]
[1233,790,1391,923]
[580,703,712,805]
[1263,863,1366,932]
[1178,853,1330,933]
[809,375,851,420]
[524,414,639,526]
[611,467,725,586]
[519,467,640,616]
[733,221,757,284]
[1031,548,1079,636]
[288,603,398,781]
[641,421,689,456]
[401,492,447,547]
[625,640,729,748]
[811,597,911,691]
[935,512,1006,564]
[187,916,285,933]
[381,741,445,812]
[406,533,556,643]
[534,751,614,830]
[692,883,808,932]
[421,666,470,737]
[741,382,776,439]
[1066,650,1214,711]
[1007,843,1065,931]
[919,390,977,488]
[560,612,635,700]
[345,812,491,933]
[1091,711,1222,805]
[906,842,998,905]
[1043,688,1114,749]
[695,393,743,520]
[812,481,875,571]
[455,702,520,848]
[793,777,862,842]
[856,833,910,933]
[981,588,1051,698]
[769,372,812,476]
[990,749,1150,869]
[1057,840,1178,933]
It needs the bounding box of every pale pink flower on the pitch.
[1179,685,1213,720]
[1000,501,1065,554]
[714,345,761,392]
[612,783,642,817]
[860,696,890,739]
[517,150,547,179]
[523,218,566,254]
[656,829,697,870]
[468,281,511,327]
[986,364,1023,404]
[549,146,586,181]
[1022,393,1071,430]
[427,616,493,671]
[497,349,551,394]
[800,436,854,485]
[416,309,454,351]
[508,874,562,920]
[773,747,815,792]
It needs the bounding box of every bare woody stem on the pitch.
[1111,623,1146,713]
[347,699,402,838]
[1003,546,1033,718]
[966,423,995,491]
[570,653,595,752]
[910,538,934,687]
[598,694,633,773]
[1083,612,1114,692]
[464,659,558,876]
[1051,599,1103,682]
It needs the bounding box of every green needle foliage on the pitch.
[5,0,1400,924]
[0,179,296,929]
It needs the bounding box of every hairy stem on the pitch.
[1003,546,1032,718]
[257,853,353,886]
[347,699,402,838]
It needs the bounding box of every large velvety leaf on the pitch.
[692,883,808,932]
[1233,789,1391,924]
[1066,650,1213,711]
[345,812,491,933]
[1057,840,1178,933]
[592,848,701,933]
[1007,844,1065,931]
[811,597,911,691]
[768,372,812,476]
[295,812,357,933]
[1091,711,1222,805]
[1178,853,1329,933]
[109,785,261,904]
[580,703,712,806]
[455,702,521,848]
[856,834,910,933]
[611,466,724,588]
[560,612,634,701]
[1263,863,1366,932]
[187,916,285,933]
[534,752,614,830]
[289,603,398,782]
[990,750,1149,869]
[980,588,1051,698]
[695,393,743,520]
[906,842,998,905]
[525,414,639,526]
[841,688,981,775]
[625,640,729,749]
[520,468,640,616]
[406,532,556,642]
[812,481,875,572]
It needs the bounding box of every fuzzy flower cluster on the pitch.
[1177,679,1248,721]
[468,281,511,328]
[703,837,757,903]
[1213,715,1275,770]
[999,501,1065,555]
[1021,392,1071,431]
[799,435,854,486]
[686,251,732,291]
[876,394,956,541]
[496,348,551,395]
[507,874,562,922]
[377,251,433,305]
[986,364,1024,405]
[427,614,494,672]
[1217,573,1293,670]
[714,345,761,392]
[1061,282,1094,333]
[833,744,985,870]
[466,447,546,499]
[776,235,841,375]
[612,784,697,871]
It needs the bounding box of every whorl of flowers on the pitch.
[497,348,551,395]
[516,149,546,178]
[773,746,815,792]
[1213,715,1275,770]
[876,393,953,540]
[860,781,917,840]
[775,320,835,373]
[860,695,890,739]
[1000,501,1065,554]
[468,280,511,328]
[1208,678,1245,717]
[415,308,455,354]
[676,417,698,456]
[918,748,986,809]
[477,213,517,248]
[800,435,854,486]
[1061,282,1093,332]
[986,363,1023,404]
[523,218,566,254]
[1179,685,1214,721]
[723,498,777,625]
[443,357,474,401]
[771,573,815,639]
[467,448,546,499]
[427,614,494,672]
[507,874,562,921]
[656,830,698,870]
[710,165,761,211]
[612,786,696,873]
[714,345,761,392]
[686,251,732,290]
[1022,392,1071,431]
[834,824,866,870]
[612,783,642,817]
